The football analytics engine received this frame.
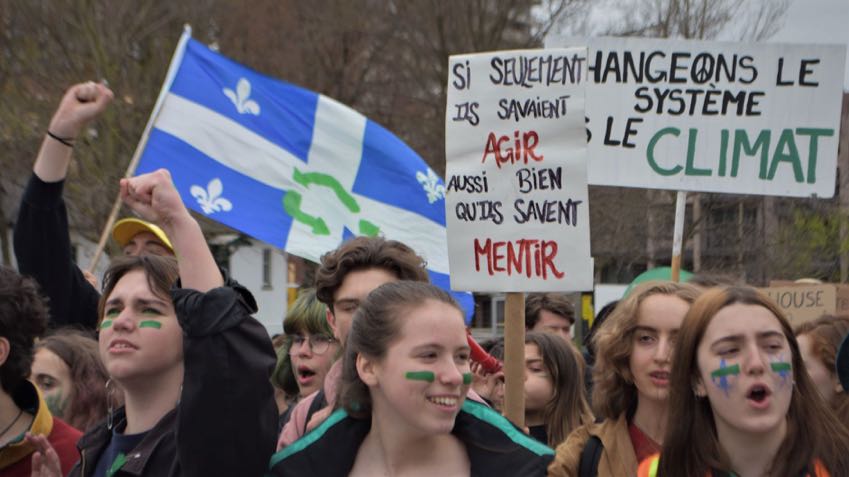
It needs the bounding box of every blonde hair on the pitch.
[591,280,702,419]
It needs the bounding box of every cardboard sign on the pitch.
[445,48,594,292]
[547,37,846,198]
[761,284,849,327]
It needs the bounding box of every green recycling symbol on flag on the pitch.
[282,168,380,237]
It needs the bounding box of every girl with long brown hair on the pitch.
[548,281,702,476]
[795,314,849,426]
[523,332,592,448]
[270,281,554,476]
[31,329,122,432]
[642,286,849,476]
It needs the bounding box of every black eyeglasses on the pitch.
[288,334,336,355]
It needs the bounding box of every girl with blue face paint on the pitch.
[641,286,849,477]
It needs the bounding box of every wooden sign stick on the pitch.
[503,292,526,428]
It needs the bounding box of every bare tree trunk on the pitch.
[647,190,657,269]
[754,196,766,284]
[763,196,778,281]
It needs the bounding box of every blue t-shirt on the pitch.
[92,420,148,477]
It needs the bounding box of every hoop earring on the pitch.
[105,379,116,430]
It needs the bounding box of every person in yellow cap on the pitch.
[111,218,174,256]
[14,82,175,331]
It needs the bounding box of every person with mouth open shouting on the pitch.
[272,289,340,428]
[269,281,554,476]
[275,236,432,449]
[549,281,701,477]
[639,286,849,477]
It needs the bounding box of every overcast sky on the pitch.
[766,0,849,90]
[547,0,848,90]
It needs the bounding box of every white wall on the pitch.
[2,229,109,282]
[594,284,628,312]
[72,232,111,284]
[228,242,288,337]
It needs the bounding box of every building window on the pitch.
[262,248,272,290]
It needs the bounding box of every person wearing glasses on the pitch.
[276,237,431,448]
[272,289,340,429]
[270,282,554,476]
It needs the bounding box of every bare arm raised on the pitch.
[34,81,113,182]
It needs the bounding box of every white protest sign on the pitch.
[445,48,594,292]
[579,38,846,198]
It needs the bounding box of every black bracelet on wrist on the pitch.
[46,130,75,148]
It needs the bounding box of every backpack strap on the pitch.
[578,435,604,477]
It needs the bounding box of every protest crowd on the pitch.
[2,31,849,477]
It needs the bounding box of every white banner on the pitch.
[580,38,846,198]
[445,48,594,292]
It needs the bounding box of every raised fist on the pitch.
[48,81,114,139]
[120,169,190,229]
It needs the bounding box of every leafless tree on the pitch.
[551,0,793,283]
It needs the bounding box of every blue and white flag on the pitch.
[136,29,472,317]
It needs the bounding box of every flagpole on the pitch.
[87,25,194,273]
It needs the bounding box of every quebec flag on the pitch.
[136,28,472,318]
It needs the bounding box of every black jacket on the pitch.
[68,280,278,477]
[14,173,100,329]
[269,400,554,477]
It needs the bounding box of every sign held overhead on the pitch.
[445,48,594,292]
[581,38,846,198]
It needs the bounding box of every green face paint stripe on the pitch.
[462,373,473,385]
[771,362,792,373]
[139,320,162,329]
[771,361,792,385]
[710,363,740,378]
[44,393,68,417]
[405,371,435,382]
[100,319,113,329]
